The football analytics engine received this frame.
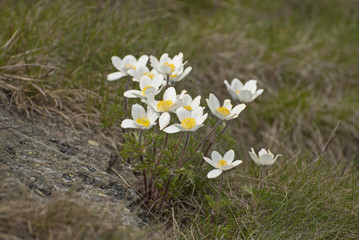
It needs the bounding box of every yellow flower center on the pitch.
[181,117,196,129]
[124,64,136,70]
[142,86,153,96]
[216,107,230,117]
[164,62,175,72]
[143,72,155,79]
[183,105,192,111]
[156,100,173,112]
[235,89,240,94]
[216,159,228,168]
[136,117,150,127]
[170,73,178,78]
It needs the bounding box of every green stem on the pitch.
[195,119,222,151]
[260,167,267,191]
[157,132,190,213]
[178,132,190,167]
[166,74,170,89]
[123,75,131,117]
[173,132,184,153]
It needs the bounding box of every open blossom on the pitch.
[121,104,159,130]
[249,148,282,167]
[224,78,263,103]
[163,107,208,133]
[204,150,243,178]
[127,65,164,83]
[180,94,202,111]
[150,52,189,77]
[206,94,246,121]
[169,65,192,83]
[107,55,148,81]
[142,87,186,130]
[124,74,164,99]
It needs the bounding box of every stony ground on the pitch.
[0,108,156,239]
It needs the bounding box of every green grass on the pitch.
[1,0,359,239]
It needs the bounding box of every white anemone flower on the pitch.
[169,65,192,83]
[121,104,159,130]
[124,74,164,99]
[127,65,164,83]
[249,148,282,167]
[224,78,264,103]
[150,52,187,76]
[204,150,243,178]
[206,94,246,121]
[142,87,186,130]
[163,107,208,133]
[180,94,202,111]
[107,55,149,81]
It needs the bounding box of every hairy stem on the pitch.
[195,119,222,151]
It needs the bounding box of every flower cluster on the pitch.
[107,52,282,208]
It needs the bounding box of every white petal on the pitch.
[164,87,176,100]
[123,55,137,64]
[188,124,204,132]
[249,151,260,165]
[198,113,208,124]
[140,77,152,90]
[150,56,160,70]
[159,112,171,130]
[207,94,220,112]
[203,157,217,168]
[223,99,233,111]
[224,80,231,89]
[211,151,222,163]
[192,95,201,108]
[121,119,138,129]
[243,80,257,92]
[159,53,169,63]
[258,149,268,158]
[111,56,122,70]
[231,104,246,115]
[223,149,235,164]
[231,160,243,167]
[131,104,145,120]
[124,90,143,98]
[107,72,127,81]
[137,55,149,66]
[251,89,264,101]
[207,169,223,179]
[163,125,181,133]
[260,154,275,166]
[176,108,190,121]
[238,90,253,103]
[232,78,243,90]
[191,107,203,121]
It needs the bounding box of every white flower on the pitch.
[249,148,282,167]
[127,65,164,83]
[163,107,208,133]
[169,65,192,83]
[204,150,243,178]
[150,52,187,76]
[206,94,246,121]
[142,87,186,130]
[224,78,263,103]
[123,74,164,99]
[107,55,148,81]
[121,104,159,130]
[180,94,202,111]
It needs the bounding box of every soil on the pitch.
[0,108,151,235]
